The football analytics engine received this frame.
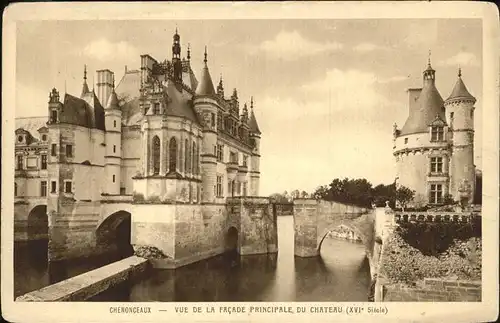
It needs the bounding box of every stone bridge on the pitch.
[14,194,278,267]
[293,199,394,281]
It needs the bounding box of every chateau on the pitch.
[393,57,478,207]
[14,31,277,266]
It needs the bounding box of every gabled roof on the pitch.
[59,92,105,131]
[116,70,142,126]
[15,117,48,141]
[428,114,447,127]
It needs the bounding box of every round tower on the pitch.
[194,47,219,203]
[444,68,476,205]
[104,74,123,195]
[393,56,448,207]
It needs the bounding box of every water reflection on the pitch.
[15,217,371,301]
[92,216,370,302]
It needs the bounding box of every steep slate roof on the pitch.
[105,89,120,110]
[400,70,445,135]
[446,71,475,102]
[164,80,200,124]
[249,109,261,134]
[60,93,106,131]
[182,60,199,90]
[115,68,200,126]
[195,62,216,96]
[115,70,142,126]
[15,117,47,141]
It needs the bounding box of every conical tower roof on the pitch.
[81,65,90,97]
[195,47,216,96]
[105,75,120,110]
[446,68,476,102]
[400,60,445,135]
[249,100,261,135]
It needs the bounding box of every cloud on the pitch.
[83,38,139,62]
[353,42,389,52]
[256,30,343,60]
[16,81,48,117]
[300,68,395,112]
[438,52,480,67]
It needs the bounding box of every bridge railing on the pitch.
[100,194,133,204]
[393,211,478,224]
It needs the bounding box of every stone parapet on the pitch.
[16,256,149,302]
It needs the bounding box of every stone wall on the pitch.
[293,199,369,257]
[381,278,481,302]
[230,197,278,255]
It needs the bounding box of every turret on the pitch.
[444,67,476,205]
[248,97,261,196]
[172,29,182,83]
[194,47,219,202]
[103,73,122,195]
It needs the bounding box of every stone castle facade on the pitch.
[393,58,477,207]
[14,31,276,265]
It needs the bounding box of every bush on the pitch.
[380,230,482,285]
[134,245,170,259]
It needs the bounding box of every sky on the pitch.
[16,19,483,196]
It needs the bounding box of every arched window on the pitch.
[192,142,196,174]
[184,139,190,174]
[14,182,18,197]
[152,136,160,175]
[169,137,177,172]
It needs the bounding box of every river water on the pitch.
[14,216,371,301]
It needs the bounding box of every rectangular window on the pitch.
[64,181,72,193]
[431,126,444,141]
[404,138,408,144]
[430,157,443,173]
[429,184,443,204]
[40,181,47,197]
[230,151,238,163]
[153,103,160,115]
[50,110,57,123]
[228,181,233,197]
[51,181,57,194]
[216,144,224,162]
[236,182,241,195]
[113,174,115,183]
[66,144,73,157]
[114,120,117,128]
[41,154,47,170]
[113,145,116,153]
[211,113,216,128]
[14,183,18,197]
[216,175,223,197]
[16,155,23,170]
[51,144,57,156]
[243,182,247,197]
[243,155,248,166]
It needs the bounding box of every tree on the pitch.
[290,189,300,200]
[300,190,309,198]
[395,186,415,211]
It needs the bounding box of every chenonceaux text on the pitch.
[109,306,151,314]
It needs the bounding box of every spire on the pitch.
[195,47,216,96]
[423,50,436,84]
[427,49,432,68]
[446,67,476,103]
[248,97,261,135]
[81,65,90,97]
[217,73,224,97]
[187,43,191,61]
[172,29,182,83]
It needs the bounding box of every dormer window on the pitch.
[431,126,444,141]
[41,134,47,141]
[17,135,23,143]
[404,138,408,145]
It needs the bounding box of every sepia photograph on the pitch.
[2,2,498,322]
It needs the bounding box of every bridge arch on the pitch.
[317,223,366,253]
[27,205,48,241]
[95,210,133,257]
[224,226,239,253]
